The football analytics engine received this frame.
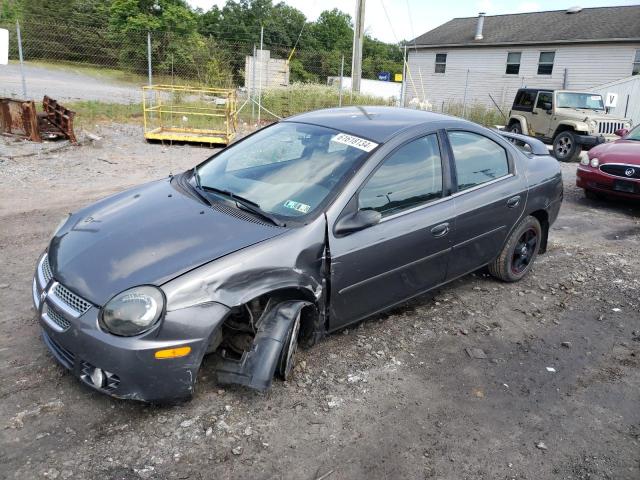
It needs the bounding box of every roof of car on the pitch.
[285,106,452,143]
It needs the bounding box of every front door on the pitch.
[329,133,455,327]
[529,91,554,138]
[445,130,527,279]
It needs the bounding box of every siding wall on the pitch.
[405,43,640,110]
[591,75,640,125]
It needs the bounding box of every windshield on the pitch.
[556,92,604,110]
[626,125,640,141]
[196,122,375,219]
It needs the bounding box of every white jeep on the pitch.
[507,89,632,162]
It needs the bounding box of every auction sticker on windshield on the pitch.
[332,133,378,152]
[284,200,311,214]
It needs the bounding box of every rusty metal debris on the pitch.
[0,95,77,144]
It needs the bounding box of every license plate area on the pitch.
[613,180,637,193]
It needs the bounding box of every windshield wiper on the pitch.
[200,185,286,227]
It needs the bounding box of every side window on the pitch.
[359,135,443,217]
[449,131,509,191]
[506,52,521,75]
[435,53,447,73]
[513,90,535,111]
[536,91,553,109]
[633,49,640,76]
[537,51,555,75]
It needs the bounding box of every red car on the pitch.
[577,125,640,200]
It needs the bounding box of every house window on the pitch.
[537,51,555,75]
[435,53,447,73]
[633,49,640,75]
[506,52,521,75]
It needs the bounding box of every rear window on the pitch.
[513,90,536,112]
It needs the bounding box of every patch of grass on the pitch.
[257,83,394,119]
[441,102,507,127]
[24,60,146,85]
[65,101,143,128]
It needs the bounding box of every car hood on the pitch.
[590,140,640,164]
[554,108,628,123]
[48,177,286,306]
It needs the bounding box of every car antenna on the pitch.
[355,105,374,120]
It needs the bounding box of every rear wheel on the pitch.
[489,216,542,282]
[553,131,582,162]
[509,122,522,135]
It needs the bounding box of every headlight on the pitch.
[590,157,600,168]
[624,122,631,129]
[101,286,165,336]
[588,120,597,132]
[580,157,589,166]
[51,214,70,238]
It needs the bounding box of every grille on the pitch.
[598,121,625,135]
[46,306,71,331]
[42,255,53,284]
[53,283,92,315]
[42,331,75,370]
[600,164,640,179]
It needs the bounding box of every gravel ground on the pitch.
[0,63,140,103]
[0,125,639,480]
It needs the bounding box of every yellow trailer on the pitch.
[142,85,237,146]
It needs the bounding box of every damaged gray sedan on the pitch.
[33,107,562,402]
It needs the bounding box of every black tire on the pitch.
[553,131,582,162]
[585,189,603,201]
[489,216,542,282]
[508,122,522,135]
[276,309,302,381]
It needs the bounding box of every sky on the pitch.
[186,0,639,43]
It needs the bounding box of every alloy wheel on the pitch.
[511,228,538,274]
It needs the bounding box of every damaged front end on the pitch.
[162,214,330,395]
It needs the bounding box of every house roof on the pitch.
[411,5,640,48]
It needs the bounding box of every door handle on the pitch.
[431,223,450,237]
[507,195,521,208]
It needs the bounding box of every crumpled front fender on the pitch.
[214,300,312,390]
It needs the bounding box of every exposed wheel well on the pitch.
[218,288,320,358]
[553,125,586,139]
[529,210,549,254]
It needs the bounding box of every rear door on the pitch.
[445,129,527,280]
[329,132,455,327]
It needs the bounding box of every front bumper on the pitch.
[33,254,229,402]
[574,134,606,148]
[576,166,640,199]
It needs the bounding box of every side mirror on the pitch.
[614,128,629,137]
[542,102,552,112]
[334,209,381,236]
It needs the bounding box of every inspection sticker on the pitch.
[332,133,378,152]
[284,200,311,214]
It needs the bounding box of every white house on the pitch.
[404,5,640,111]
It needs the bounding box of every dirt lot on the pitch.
[0,125,639,480]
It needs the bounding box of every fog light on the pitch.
[155,346,191,359]
[89,367,105,388]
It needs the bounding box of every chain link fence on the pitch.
[0,7,510,129]
[0,11,405,127]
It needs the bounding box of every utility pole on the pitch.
[400,44,407,107]
[351,0,365,93]
[257,25,264,125]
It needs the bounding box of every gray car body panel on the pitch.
[34,107,562,402]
